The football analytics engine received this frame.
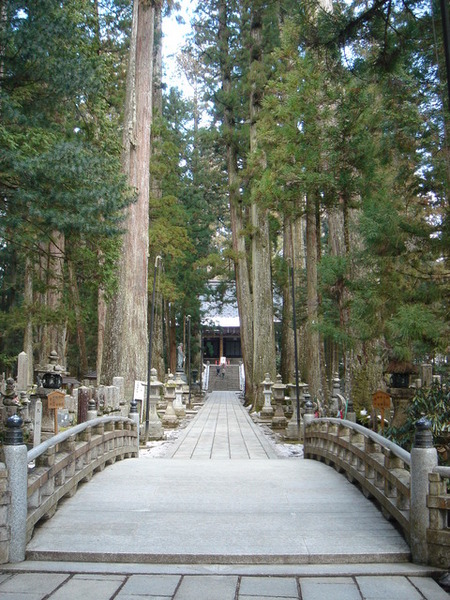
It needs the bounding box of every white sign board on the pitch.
[134,380,147,401]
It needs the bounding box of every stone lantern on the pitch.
[34,351,68,437]
[271,374,287,429]
[260,373,274,419]
[147,368,163,440]
[162,373,179,428]
[386,361,418,428]
[173,373,186,418]
[37,351,68,389]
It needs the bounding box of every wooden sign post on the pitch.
[372,390,391,433]
[47,390,66,434]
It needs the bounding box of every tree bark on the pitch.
[47,231,66,364]
[218,0,254,404]
[306,195,321,400]
[23,256,34,385]
[151,2,165,381]
[102,0,154,397]
[68,260,88,376]
[281,215,307,384]
[249,4,276,409]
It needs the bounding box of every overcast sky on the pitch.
[162,3,198,96]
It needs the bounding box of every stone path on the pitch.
[166,391,279,459]
[1,565,448,600]
[1,391,448,599]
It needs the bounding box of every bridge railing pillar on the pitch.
[3,415,27,563]
[410,417,438,565]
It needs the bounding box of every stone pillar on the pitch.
[330,374,340,416]
[113,376,126,416]
[285,382,307,440]
[260,374,274,420]
[162,374,178,428]
[33,399,42,447]
[3,415,27,562]
[77,386,89,424]
[410,418,438,565]
[346,395,356,422]
[173,375,186,418]
[87,397,98,421]
[303,396,315,442]
[17,352,29,392]
[147,368,163,441]
[97,386,106,414]
[129,398,140,451]
[419,365,433,388]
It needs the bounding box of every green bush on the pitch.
[385,381,450,466]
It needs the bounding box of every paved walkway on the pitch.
[166,390,279,459]
[1,391,448,599]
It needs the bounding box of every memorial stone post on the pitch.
[17,352,28,393]
[77,386,90,424]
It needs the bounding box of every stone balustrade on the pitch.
[304,417,449,569]
[2,415,138,563]
[427,466,450,569]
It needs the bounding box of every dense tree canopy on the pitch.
[0,0,447,409]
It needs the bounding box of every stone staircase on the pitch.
[208,364,241,392]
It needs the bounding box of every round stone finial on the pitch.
[5,414,24,445]
[414,417,434,448]
[304,393,314,414]
[129,398,138,414]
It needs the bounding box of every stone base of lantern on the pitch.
[174,404,186,418]
[285,420,300,440]
[260,405,274,419]
[271,413,287,429]
[147,420,164,440]
[162,411,179,428]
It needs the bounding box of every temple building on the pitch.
[201,282,241,364]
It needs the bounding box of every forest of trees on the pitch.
[0,0,448,411]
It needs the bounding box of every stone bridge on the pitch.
[0,390,449,599]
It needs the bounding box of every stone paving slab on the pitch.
[0,570,448,599]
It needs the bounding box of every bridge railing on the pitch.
[427,466,450,569]
[304,417,449,569]
[2,414,138,563]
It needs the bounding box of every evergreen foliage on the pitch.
[0,0,448,396]
[385,382,450,465]
[0,0,132,374]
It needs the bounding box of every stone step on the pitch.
[208,365,241,392]
[10,560,442,579]
[25,548,412,566]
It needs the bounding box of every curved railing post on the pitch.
[3,415,27,563]
[410,417,438,565]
